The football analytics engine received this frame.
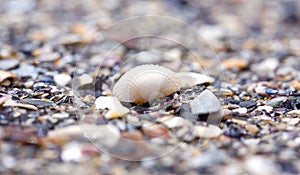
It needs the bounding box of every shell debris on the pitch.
[95,96,129,119]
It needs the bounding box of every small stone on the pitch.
[232,107,247,115]
[190,89,220,115]
[159,116,187,128]
[256,105,273,113]
[3,99,38,110]
[52,112,69,119]
[193,125,223,138]
[121,130,143,141]
[244,156,279,175]
[20,99,53,107]
[82,124,120,147]
[78,74,93,86]
[95,96,129,119]
[221,58,247,70]
[265,88,278,95]
[0,59,19,70]
[47,125,83,144]
[54,73,71,86]
[38,52,60,62]
[13,64,38,79]
[164,48,181,61]
[142,124,169,138]
[61,143,82,162]
[265,97,287,107]
[135,52,161,64]
[239,100,256,108]
[292,80,300,91]
[251,58,279,75]
[245,124,259,134]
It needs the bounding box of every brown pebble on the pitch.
[245,124,259,134]
[121,131,143,141]
[222,58,247,70]
[292,80,300,91]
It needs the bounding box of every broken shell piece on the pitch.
[0,70,16,83]
[95,96,129,119]
[177,72,214,88]
[193,125,223,138]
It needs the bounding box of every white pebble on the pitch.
[54,73,71,86]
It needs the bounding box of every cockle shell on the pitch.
[113,64,215,104]
[113,64,181,104]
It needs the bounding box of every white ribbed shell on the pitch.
[113,65,181,104]
[113,64,215,104]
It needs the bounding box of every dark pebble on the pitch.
[265,88,278,95]
[278,161,299,174]
[239,100,257,108]
[224,127,243,138]
[40,76,54,83]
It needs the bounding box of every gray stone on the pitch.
[265,97,287,107]
[190,89,221,115]
[0,59,19,70]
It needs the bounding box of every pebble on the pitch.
[159,116,186,128]
[256,105,273,113]
[38,52,60,62]
[232,107,247,115]
[245,124,259,134]
[47,125,83,144]
[221,58,247,70]
[20,99,53,108]
[244,156,279,175]
[190,89,220,115]
[193,125,223,138]
[239,100,256,108]
[142,124,169,138]
[265,97,287,107]
[251,58,279,75]
[135,51,161,64]
[54,73,71,86]
[292,80,300,91]
[78,74,93,86]
[82,124,120,147]
[52,112,69,119]
[164,48,181,61]
[3,99,38,110]
[95,96,129,119]
[61,143,83,162]
[13,64,38,79]
[0,59,19,70]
